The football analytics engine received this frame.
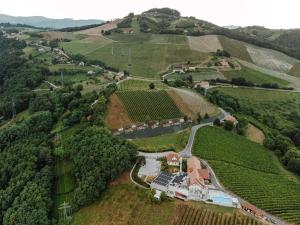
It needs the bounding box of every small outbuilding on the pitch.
[166,152,180,166]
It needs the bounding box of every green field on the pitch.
[131,129,190,152]
[289,61,300,77]
[61,31,209,79]
[193,126,300,224]
[222,66,289,86]
[166,68,224,81]
[118,79,169,91]
[213,87,300,130]
[218,36,253,62]
[116,90,183,122]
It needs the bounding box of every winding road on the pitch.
[136,107,287,225]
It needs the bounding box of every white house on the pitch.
[166,152,180,166]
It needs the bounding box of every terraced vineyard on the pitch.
[193,126,300,224]
[116,90,183,122]
[172,205,264,225]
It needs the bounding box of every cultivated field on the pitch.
[214,87,300,130]
[193,126,300,224]
[218,36,253,62]
[131,128,190,152]
[246,44,298,73]
[169,88,219,119]
[118,79,169,91]
[171,204,265,225]
[116,90,183,122]
[75,20,121,36]
[222,65,289,86]
[237,59,300,90]
[289,61,300,77]
[188,35,223,53]
[166,69,224,81]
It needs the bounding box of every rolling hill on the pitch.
[0,14,103,29]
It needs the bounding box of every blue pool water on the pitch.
[212,196,233,206]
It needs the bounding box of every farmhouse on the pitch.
[194,81,210,89]
[160,120,171,128]
[166,152,180,166]
[148,121,159,129]
[220,59,229,67]
[173,64,187,73]
[242,203,264,218]
[136,122,146,130]
[187,157,209,200]
[224,115,238,126]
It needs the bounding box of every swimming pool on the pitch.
[212,196,233,207]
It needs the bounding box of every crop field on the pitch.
[171,204,264,225]
[116,90,183,122]
[60,35,113,55]
[193,126,300,224]
[213,87,300,129]
[131,128,190,152]
[222,66,289,86]
[60,30,209,79]
[166,69,224,81]
[188,35,223,53]
[118,79,169,91]
[246,44,298,73]
[289,61,300,77]
[237,59,300,90]
[170,88,219,119]
[218,36,253,62]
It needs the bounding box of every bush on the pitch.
[224,121,234,131]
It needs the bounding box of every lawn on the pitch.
[116,90,183,122]
[118,79,169,91]
[193,126,300,224]
[289,61,300,77]
[222,66,289,87]
[131,128,190,152]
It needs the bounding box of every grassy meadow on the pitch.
[193,126,300,224]
[222,66,289,87]
[131,128,190,152]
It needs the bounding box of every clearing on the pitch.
[193,126,300,224]
[246,124,265,144]
[188,35,223,53]
[105,93,131,130]
[75,20,121,36]
[289,61,300,77]
[118,79,169,91]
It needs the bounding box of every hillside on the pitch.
[0,14,103,29]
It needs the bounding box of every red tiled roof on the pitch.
[187,157,204,187]
[167,152,180,163]
[199,169,210,180]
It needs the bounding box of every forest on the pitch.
[0,35,137,225]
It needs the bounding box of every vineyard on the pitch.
[171,204,264,225]
[193,127,300,224]
[116,90,183,122]
[118,79,169,91]
[193,126,280,174]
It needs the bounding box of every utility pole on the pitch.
[11,98,16,119]
[61,72,63,88]
[128,48,132,66]
[58,202,72,225]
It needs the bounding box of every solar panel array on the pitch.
[172,173,187,185]
[152,172,175,187]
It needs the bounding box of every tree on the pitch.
[287,158,300,175]
[149,82,155,90]
[197,113,202,124]
[214,118,221,126]
[224,121,234,131]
